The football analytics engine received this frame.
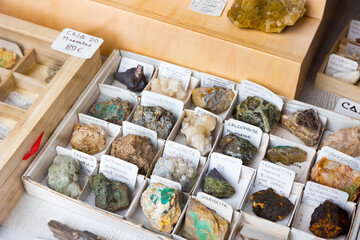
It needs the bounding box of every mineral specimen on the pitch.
[140,183,181,233]
[234,96,281,133]
[48,220,106,240]
[266,146,307,166]
[182,198,229,240]
[250,188,294,222]
[132,105,175,139]
[48,155,82,198]
[150,77,187,100]
[322,125,360,157]
[181,112,216,155]
[88,173,131,212]
[113,64,147,91]
[280,109,322,146]
[227,0,306,33]
[309,200,350,238]
[89,97,132,125]
[111,134,154,175]
[219,133,257,165]
[152,157,196,192]
[202,168,235,198]
[70,123,106,155]
[192,87,235,114]
[45,66,60,83]
[310,157,360,201]
[0,48,16,68]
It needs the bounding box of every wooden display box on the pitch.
[0,0,335,99]
[0,14,101,223]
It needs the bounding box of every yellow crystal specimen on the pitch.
[227,0,306,33]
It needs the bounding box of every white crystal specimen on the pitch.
[150,77,187,100]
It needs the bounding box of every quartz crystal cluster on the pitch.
[150,77,187,100]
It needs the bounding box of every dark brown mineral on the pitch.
[113,64,147,91]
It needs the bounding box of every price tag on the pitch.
[317,147,360,173]
[188,0,228,16]
[334,98,360,120]
[346,43,360,58]
[122,121,158,149]
[118,57,155,82]
[347,20,360,43]
[163,140,200,169]
[51,28,103,59]
[151,175,182,191]
[209,152,242,185]
[200,73,235,89]
[0,123,10,143]
[196,193,233,222]
[325,54,358,76]
[159,62,191,90]
[99,84,138,106]
[4,91,33,110]
[223,119,262,148]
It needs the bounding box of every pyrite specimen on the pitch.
[250,188,294,222]
[152,157,196,192]
[219,133,257,165]
[234,96,281,133]
[132,105,175,139]
[280,109,322,146]
[48,220,106,240]
[150,77,187,100]
[113,64,147,91]
[111,134,154,175]
[140,183,181,233]
[88,172,131,212]
[192,87,235,114]
[309,200,350,238]
[227,0,306,33]
[0,48,16,68]
[181,112,216,155]
[70,123,106,155]
[182,198,229,240]
[202,168,235,199]
[266,146,307,166]
[48,155,82,198]
[322,125,360,157]
[89,97,132,125]
[310,157,360,202]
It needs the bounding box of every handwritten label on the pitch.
[255,160,295,198]
[99,84,138,106]
[151,175,182,191]
[0,123,10,143]
[4,91,33,110]
[163,140,200,169]
[303,181,349,209]
[197,193,233,222]
[334,98,360,120]
[325,54,358,76]
[188,0,228,16]
[346,43,360,58]
[200,73,235,89]
[122,121,158,148]
[347,20,360,43]
[51,28,103,59]
[78,113,108,131]
[194,107,222,123]
[317,147,360,173]
[223,119,262,148]
[209,152,242,185]
[159,62,191,90]
[118,57,155,82]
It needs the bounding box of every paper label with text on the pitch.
[347,20,360,43]
[78,113,121,138]
[118,57,155,82]
[194,107,222,123]
[334,98,360,120]
[317,147,360,173]
[4,91,33,110]
[255,160,295,198]
[122,121,158,148]
[51,28,103,59]
[209,152,242,185]
[197,193,233,222]
[159,62,191,90]
[0,123,10,143]
[303,181,349,209]
[99,84,138,106]
[346,43,360,58]
[281,103,310,115]
[188,0,228,16]
[151,175,182,191]
[223,119,262,148]
[163,140,200,169]
[325,54,358,76]
[201,73,235,89]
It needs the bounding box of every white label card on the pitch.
[122,121,158,148]
[0,38,23,58]
[209,152,242,185]
[194,107,222,123]
[188,0,228,16]
[223,119,262,148]
[0,123,10,142]
[281,103,310,115]
[159,62,191,90]
[317,147,360,173]
[196,193,233,222]
[346,43,360,58]
[51,28,103,59]
[99,84,138,106]
[201,73,235,89]
[78,113,121,138]
[151,175,182,191]
[325,54,358,76]
[347,20,360,43]
[100,155,138,191]
[163,140,200,169]
[255,160,295,198]
[4,91,33,110]
[334,98,360,120]
[118,57,155,82]
[303,181,349,209]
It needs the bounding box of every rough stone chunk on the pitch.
[309,200,350,238]
[111,134,154,175]
[250,188,294,222]
[88,173,131,212]
[150,77,187,100]
[0,48,16,68]
[202,168,235,199]
[219,133,257,165]
[280,109,322,146]
[182,198,229,240]
[48,155,82,198]
[70,123,106,155]
[234,96,280,133]
[266,146,307,166]
[48,220,106,240]
[227,0,306,33]
[113,64,147,91]
[140,183,181,233]
[192,87,234,114]
[132,105,175,139]
[322,125,360,157]
[89,97,132,125]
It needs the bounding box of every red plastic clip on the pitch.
[23,132,44,160]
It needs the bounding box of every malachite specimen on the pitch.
[202,168,235,199]
[0,48,16,69]
[266,146,307,166]
[234,96,281,133]
[88,172,131,212]
[89,97,132,125]
[219,133,257,165]
[113,64,147,91]
[227,0,306,33]
[192,87,235,114]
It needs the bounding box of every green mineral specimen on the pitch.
[266,146,307,166]
[234,96,281,133]
[227,0,306,33]
[202,168,235,198]
[219,133,257,165]
[88,172,131,212]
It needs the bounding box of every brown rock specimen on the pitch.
[70,123,106,155]
[266,146,307,166]
[48,220,106,240]
[192,87,234,114]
